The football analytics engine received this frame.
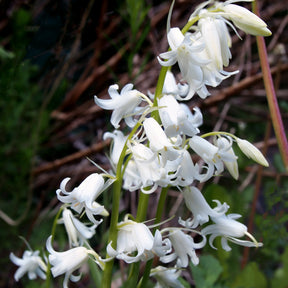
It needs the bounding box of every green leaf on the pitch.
[270,246,288,288]
[190,254,223,288]
[231,262,267,288]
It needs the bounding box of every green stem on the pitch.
[125,190,151,287]
[253,0,288,171]
[45,206,64,288]
[101,121,142,288]
[138,187,168,288]
[152,15,199,112]
[136,192,150,222]
[100,178,122,288]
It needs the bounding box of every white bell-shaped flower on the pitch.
[160,229,206,267]
[107,218,169,263]
[179,186,229,228]
[46,236,98,288]
[198,15,231,70]
[10,250,47,281]
[158,95,203,137]
[190,30,237,89]
[189,135,238,181]
[122,159,143,192]
[59,208,100,247]
[165,149,200,186]
[103,130,128,168]
[143,117,180,162]
[202,213,263,251]
[56,173,109,224]
[128,142,169,193]
[94,83,143,129]
[162,70,189,97]
[214,136,239,180]
[151,266,184,288]
[158,27,211,99]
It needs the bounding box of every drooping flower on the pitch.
[158,27,211,99]
[160,228,206,267]
[158,94,203,137]
[179,186,229,228]
[143,117,180,162]
[162,70,189,98]
[189,135,238,181]
[59,208,100,247]
[107,217,170,263]
[201,213,263,251]
[198,14,232,70]
[128,142,166,193]
[103,130,128,168]
[56,173,109,224]
[165,149,200,186]
[94,83,144,129]
[46,236,95,288]
[214,136,239,180]
[10,250,47,282]
[151,266,184,288]
[122,159,143,192]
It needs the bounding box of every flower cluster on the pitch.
[10,1,271,287]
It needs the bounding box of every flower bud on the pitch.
[236,138,269,166]
[222,4,271,36]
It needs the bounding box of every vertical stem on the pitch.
[101,121,142,288]
[101,178,122,288]
[125,193,150,287]
[253,0,288,171]
[138,187,168,288]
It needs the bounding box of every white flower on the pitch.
[143,117,180,162]
[94,83,143,128]
[218,3,271,36]
[160,229,206,267]
[122,159,143,192]
[107,218,169,263]
[198,14,232,70]
[103,130,128,168]
[165,149,200,186]
[59,208,100,247]
[162,70,189,97]
[202,213,263,251]
[158,27,210,99]
[158,95,203,137]
[189,135,238,181]
[151,266,184,288]
[236,137,269,166]
[56,173,109,224]
[129,142,166,193]
[10,250,47,281]
[46,236,91,288]
[214,136,239,180]
[179,186,229,228]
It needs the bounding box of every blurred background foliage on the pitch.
[0,0,287,287]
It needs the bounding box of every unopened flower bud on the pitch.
[222,4,271,36]
[236,138,269,166]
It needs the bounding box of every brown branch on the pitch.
[32,139,111,176]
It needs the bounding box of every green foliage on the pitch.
[231,262,267,288]
[190,255,223,288]
[270,246,288,288]
[0,7,57,283]
[117,0,151,78]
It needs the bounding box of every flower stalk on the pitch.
[253,0,288,172]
